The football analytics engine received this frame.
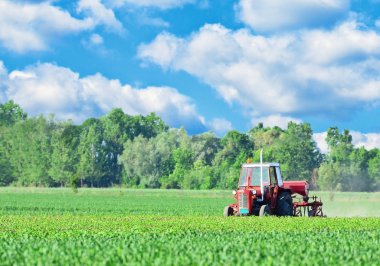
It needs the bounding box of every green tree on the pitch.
[368,149,380,190]
[326,127,353,163]
[190,132,221,166]
[49,122,80,186]
[100,110,170,186]
[318,128,371,191]
[0,101,27,185]
[120,130,179,188]
[167,145,194,189]
[249,123,283,149]
[0,100,27,126]
[213,130,254,188]
[77,120,106,187]
[272,122,322,181]
[6,116,54,186]
[0,136,13,185]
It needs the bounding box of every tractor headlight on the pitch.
[251,189,256,195]
[232,190,237,195]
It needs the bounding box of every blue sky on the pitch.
[0,0,380,150]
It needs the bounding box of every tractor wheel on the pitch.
[259,204,270,216]
[224,206,233,217]
[276,192,293,216]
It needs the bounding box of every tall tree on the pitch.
[0,100,27,127]
[0,101,27,185]
[120,130,180,188]
[319,128,371,191]
[6,116,54,186]
[326,127,353,163]
[190,132,221,166]
[272,122,322,181]
[49,122,81,186]
[77,119,106,187]
[213,130,254,188]
[368,149,380,190]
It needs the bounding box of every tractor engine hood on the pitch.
[283,181,309,197]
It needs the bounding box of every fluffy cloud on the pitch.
[313,131,380,153]
[138,21,380,120]
[77,0,124,33]
[81,33,109,55]
[137,14,170,28]
[108,0,195,9]
[209,118,233,136]
[313,132,329,153]
[0,0,94,53]
[0,0,124,53]
[139,33,184,69]
[350,131,380,150]
[1,62,205,131]
[235,0,350,33]
[0,61,7,103]
[89,34,104,46]
[376,19,380,28]
[252,115,302,129]
[0,61,6,76]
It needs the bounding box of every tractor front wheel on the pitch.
[259,204,270,216]
[224,206,233,217]
[276,192,293,216]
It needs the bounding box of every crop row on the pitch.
[1,215,379,265]
[1,215,380,235]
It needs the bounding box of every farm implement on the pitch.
[224,151,325,217]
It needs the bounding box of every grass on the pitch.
[0,188,379,265]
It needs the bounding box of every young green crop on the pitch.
[0,188,379,265]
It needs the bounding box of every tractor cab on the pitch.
[238,163,283,192]
[234,163,285,215]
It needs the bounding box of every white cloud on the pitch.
[313,132,329,153]
[90,34,104,46]
[314,131,380,153]
[108,0,194,9]
[1,62,205,130]
[139,22,380,120]
[6,63,85,121]
[0,61,7,102]
[139,32,184,69]
[376,19,380,28]
[77,0,124,34]
[138,15,170,28]
[209,118,233,136]
[0,0,94,53]
[0,61,6,76]
[301,21,380,64]
[235,0,350,33]
[0,0,125,53]
[350,131,380,150]
[252,115,302,129]
[81,34,111,56]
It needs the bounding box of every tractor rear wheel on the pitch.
[276,192,293,216]
[259,204,270,216]
[224,206,233,217]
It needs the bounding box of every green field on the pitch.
[0,188,379,265]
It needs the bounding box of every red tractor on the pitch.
[224,161,325,217]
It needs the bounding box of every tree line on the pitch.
[0,100,379,191]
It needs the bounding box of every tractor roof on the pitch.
[242,163,280,167]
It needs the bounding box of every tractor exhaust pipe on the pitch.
[260,149,264,202]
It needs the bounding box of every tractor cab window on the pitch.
[239,167,248,186]
[269,167,277,186]
[239,166,269,187]
[275,167,283,186]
